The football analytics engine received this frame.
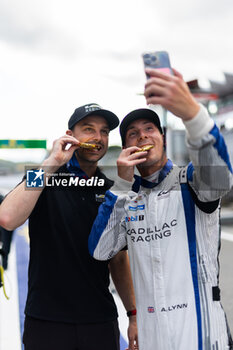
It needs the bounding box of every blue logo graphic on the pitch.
[129,204,145,211]
[26,169,45,188]
[125,215,144,222]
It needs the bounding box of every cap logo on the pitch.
[85,104,101,113]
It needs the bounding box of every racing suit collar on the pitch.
[65,153,114,188]
[132,159,173,193]
[66,153,89,179]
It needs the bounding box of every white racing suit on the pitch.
[89,105,233,350]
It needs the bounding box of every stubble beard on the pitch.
[75,149,106,165]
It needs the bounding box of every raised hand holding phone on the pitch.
[142,51,173,129]
[143,52,199,120]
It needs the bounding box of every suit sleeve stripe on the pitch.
[181,183,203,349]
[210,124,233,173]
[88,190,118,256]
[187,162,194,182]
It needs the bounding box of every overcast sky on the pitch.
[1,0,233,161]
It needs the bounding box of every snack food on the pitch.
[79,142,101,150]
[134,145,154,153]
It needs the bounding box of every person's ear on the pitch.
[66,129,72,136]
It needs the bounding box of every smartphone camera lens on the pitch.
[143,54,151,66]
[151,55,157,62]
[144,59,151,66]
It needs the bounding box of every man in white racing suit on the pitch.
[88,67,233,350]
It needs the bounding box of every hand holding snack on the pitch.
[117,146,148,182]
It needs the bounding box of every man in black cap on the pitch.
[0,103,138,350]
[89,69,233,349]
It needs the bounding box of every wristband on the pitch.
[127,309,137,317]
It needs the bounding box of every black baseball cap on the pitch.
[68,103,119,130]
[120,108,163,146]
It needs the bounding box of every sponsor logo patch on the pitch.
[85,104,101,113]
[129,204,145,211]
[95,194,105,202]
[147,306,155,313]
[125,215,144,222]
